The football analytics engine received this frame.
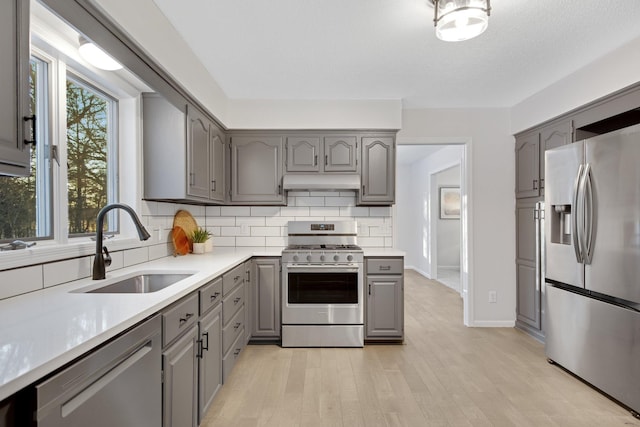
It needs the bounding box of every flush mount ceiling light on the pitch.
[78,36,123,71]
[430,0,491,42]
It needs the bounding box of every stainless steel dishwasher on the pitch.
[35,315,161,427]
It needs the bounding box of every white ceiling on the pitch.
[152,0,640,108]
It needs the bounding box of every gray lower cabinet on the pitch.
[250,258,281,339]
[0,0,31,177]
[142,94,225,204]
[162,294,199,427]
[197,304,222,423]
[221,266,247,381]
[515,199,544,339]
[230,136,284,204]
[244,261,252,344]
[365,258,404,341]
[359,137,395,205]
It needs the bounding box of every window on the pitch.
[66,75,118,236]
[0,57,52,241]
[0,54,119,243]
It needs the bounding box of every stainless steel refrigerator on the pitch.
[545,123,640,415]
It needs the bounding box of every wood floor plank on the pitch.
[203,270,640,427]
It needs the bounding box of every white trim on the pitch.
[470,320,516,328]
[406,266,432,279]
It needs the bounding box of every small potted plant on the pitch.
[190,227,211,254]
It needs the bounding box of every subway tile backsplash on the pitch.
[0,191,393,300]
[141,191,393,249]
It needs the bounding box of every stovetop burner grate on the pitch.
[285,244,362,251]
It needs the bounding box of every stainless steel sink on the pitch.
[85,273,193,293]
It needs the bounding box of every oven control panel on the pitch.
[282,251,363,264]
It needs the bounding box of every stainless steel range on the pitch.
[281,220,364,347]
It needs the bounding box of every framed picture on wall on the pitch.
[439,187,461,219]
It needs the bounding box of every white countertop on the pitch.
[0,246,403,401]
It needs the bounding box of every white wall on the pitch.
[436,165,461,269]
[512,35,640,133]
[398,109,514,327]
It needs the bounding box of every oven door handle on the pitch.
[284,265,360,273]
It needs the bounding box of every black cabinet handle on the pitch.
[210,291,220,301]
[23,115,36,147]
[202,332,209,351]
[533,179,538,190]
[196,339,204,358]
[233,322,241,330]
[379,265,391,271]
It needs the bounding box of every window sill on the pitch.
[0,237,143,271]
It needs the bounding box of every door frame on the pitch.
[394,137,473,326]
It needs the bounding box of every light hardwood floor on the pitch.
[202,270,639,427]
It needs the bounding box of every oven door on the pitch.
[282,265,363,325]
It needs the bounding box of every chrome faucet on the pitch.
[93,203,151,280]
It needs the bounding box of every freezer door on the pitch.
[585,124,640,305]
[544,142,584,288]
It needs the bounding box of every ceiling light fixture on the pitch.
[78,36,123,71]
[430,0,491,42]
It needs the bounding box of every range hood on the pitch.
[282,174,361,191]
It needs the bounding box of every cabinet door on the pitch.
[515,200,541,331]
[186,106,211,199]
[366,275,403,338]
[198,305,222,423]
[360,137,395,204]
[251,258,281,338]
[515,132,540,198]
[244,261,252,344]
[540,120,573,195]
[324,136,357,172]
[163,326,198,427]
[231,136,284,203]
[210,132,225,202]
[0,0,31,176]
[286,137,320,172]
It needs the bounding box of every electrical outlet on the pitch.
[488,290,497,303]
[240,223,249,235]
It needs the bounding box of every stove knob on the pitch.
[333,254,340,262]
[347,254,353,262]
[320,254,326,261]
[293,255,299,262]
[307,254,313,262]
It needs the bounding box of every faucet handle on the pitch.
[102,246,112,267]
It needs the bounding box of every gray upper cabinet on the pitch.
[230,136,285,204]
[142,94,225,204]
[515,131,540,198]
[0,0,31,177]
[286,137,320,172]
[539,120,573,195]
[324,136,357,172]
[186,106,211,199]
[359,137,395,205]
[250,258,281,339]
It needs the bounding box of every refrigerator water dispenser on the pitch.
[551,205,572,245]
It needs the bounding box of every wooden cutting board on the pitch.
[171,226,190,256]
[173,210,198,251]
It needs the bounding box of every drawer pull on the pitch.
[210,291,220,301]
[234,275,241,282]
[233,322,241,330]
[179,312,194,324]
[379,265,391,271]
[233,297,241,305]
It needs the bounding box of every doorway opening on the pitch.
[394,138,472,325]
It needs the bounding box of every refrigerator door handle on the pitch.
[572,164,585,263]
[583,164,595,265]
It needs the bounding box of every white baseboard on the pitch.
[469,320,516,328]
[406,266,432,280]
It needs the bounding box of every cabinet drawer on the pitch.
[366,258,403,275]
[222,264,245,295]
[222,306,245,355]
[222,330,245,383]
[199,277,223,315]
[163,293,198,346]
[222,283,244,326]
